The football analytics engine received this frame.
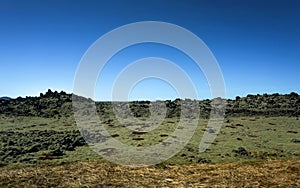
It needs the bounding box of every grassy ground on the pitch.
[0,115,299,186]
[1,115,299,165]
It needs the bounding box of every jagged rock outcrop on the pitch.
[0,90,299,118]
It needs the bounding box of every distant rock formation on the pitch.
[0,97,11,101]
[0,90,299,118]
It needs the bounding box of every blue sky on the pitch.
[1,0,299,100]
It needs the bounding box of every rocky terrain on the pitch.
[1,89,299,118]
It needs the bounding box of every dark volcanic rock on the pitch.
[0,130,87,163]
[49,149,64,156]
[196,158,211,163]
[291,139,300,143]
[0,90,300,117]
[27,144,41,153]
[232,147,249,156]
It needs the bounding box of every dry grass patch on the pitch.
[0,159,299,187]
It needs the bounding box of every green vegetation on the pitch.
[0,89,299,168]
[0,90,299,187]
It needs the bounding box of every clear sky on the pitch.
[1,0,299,100]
